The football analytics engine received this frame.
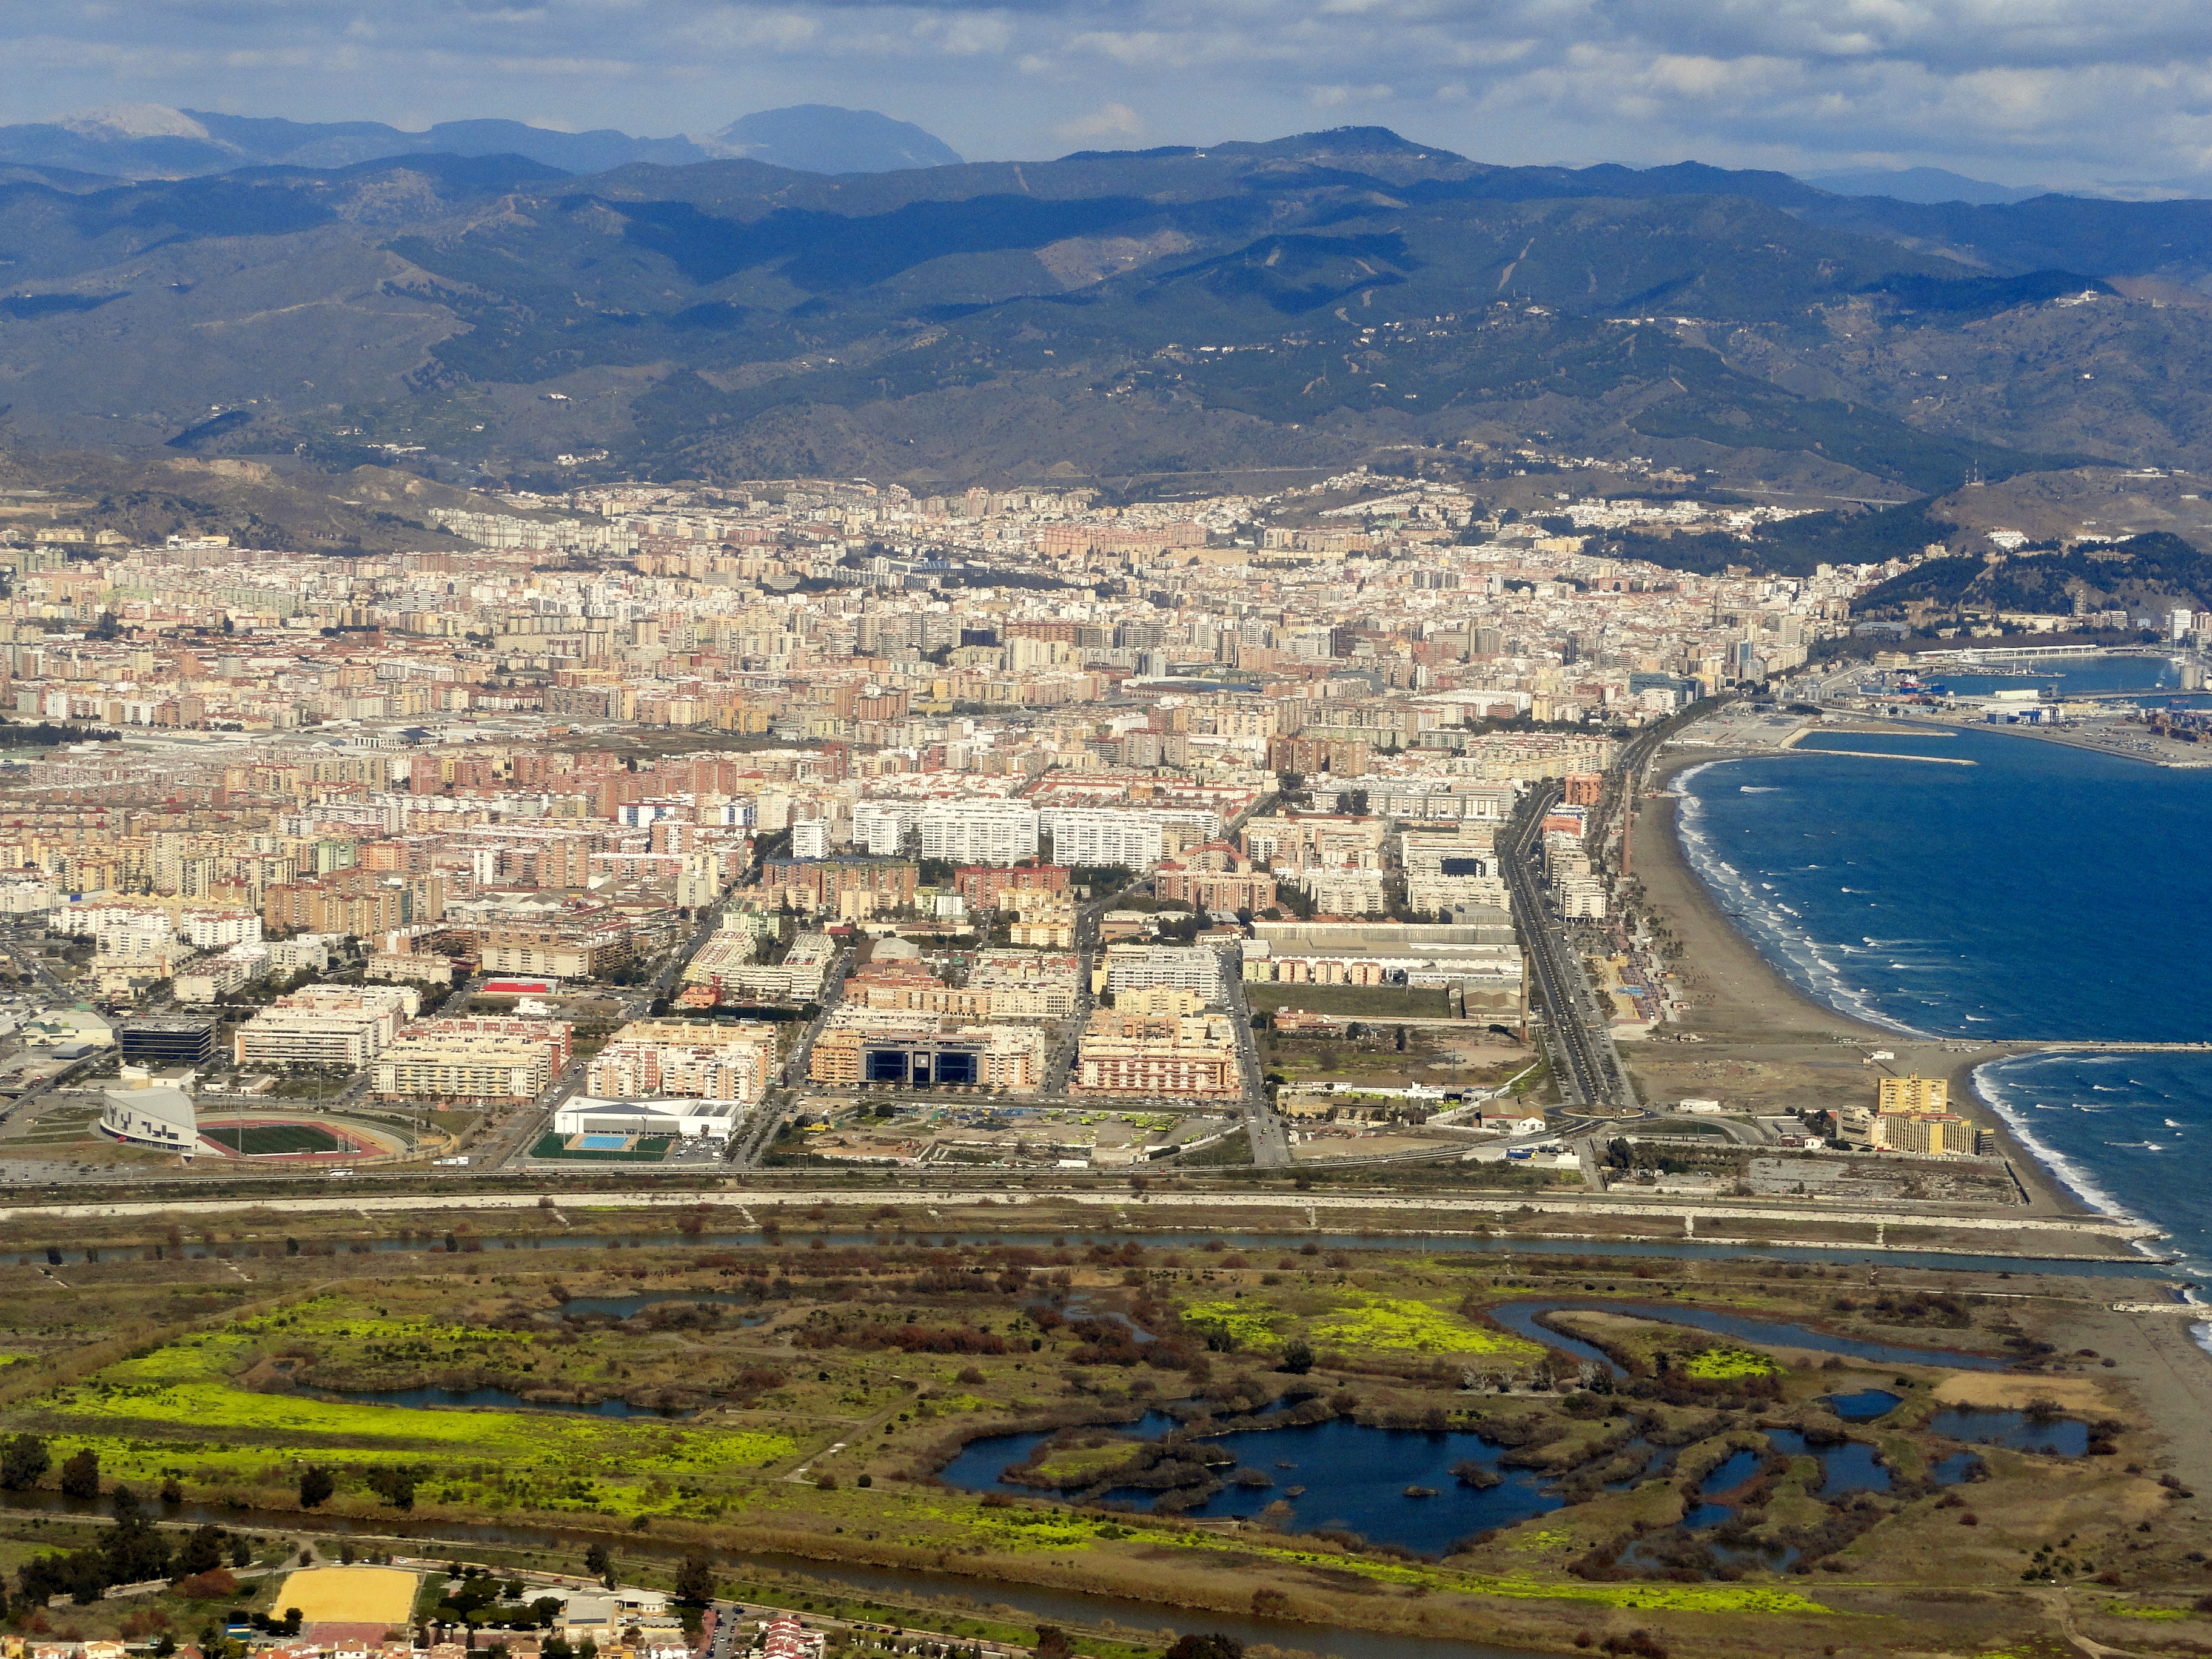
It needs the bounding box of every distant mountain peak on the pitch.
[1218,126,1467,163]
[53,102,212,141]
[1798,166,2056,206]
[699,105,962,174]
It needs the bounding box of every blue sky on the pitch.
[4,0,2208,187]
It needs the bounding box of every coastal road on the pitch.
[1501,783,1632,1111]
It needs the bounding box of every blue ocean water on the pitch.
[1673,692,2212,1281]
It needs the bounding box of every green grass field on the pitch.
[25,1302,799,1513]
[202,1123,344,1155]
[1247,984,1453,1019]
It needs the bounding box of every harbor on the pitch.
[1804,647,2212,767]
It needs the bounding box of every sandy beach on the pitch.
[1628,749,2096,1221]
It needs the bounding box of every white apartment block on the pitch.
[1038,808,1168,869]
[1101,943,1226,1000]
[1404,873,1511,913]
[583,1017,779,1104]
[850,803,905,856]
[914,802,1040,866]
[1298,869,1391,915]
[233,984,419,1068]
[372,1038,556,1105]
[1558,879,1608,920]
[675,852,724,909]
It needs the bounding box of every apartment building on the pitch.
[688,931,839,1005]
[233,984,420,1068]
[1242,814,1390,871]
[1036,808,1168,870]
[1874,1107,1977,1156]
[370,1014,573,1105]
[1073,1007,1241,1098]
[584,1017,779,1104]
[1877,1076,1949,1113]
[954,864,1070,908]
[1153,852,1275,914]
[760,857,918,915]
[1297,869,1391,916]
[1005,885,1077,947]
[1098,942,1225,1000]
[914,800,1040,866]
[371,1036,560,1107]
[478,921,634,980]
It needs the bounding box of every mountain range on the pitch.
[4,122,2212,503]
[0,104,961,182]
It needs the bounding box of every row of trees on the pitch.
[297,1462,415,1510]
[21,1481,255,1607]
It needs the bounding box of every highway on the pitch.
[1500,780,1634,1113]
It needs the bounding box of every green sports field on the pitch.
[201,1122,346,1155]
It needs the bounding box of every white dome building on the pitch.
[98,1065,198,1155]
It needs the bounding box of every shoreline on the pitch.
[1633,748,2099,1224]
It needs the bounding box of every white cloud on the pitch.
[1306,82,1394,106]
[1053,100,1144,139]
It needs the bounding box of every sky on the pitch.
[4,0,2211,188]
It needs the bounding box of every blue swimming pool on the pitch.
[577,1133,629,1150]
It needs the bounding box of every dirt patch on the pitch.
[275,1566,419,1626]
[1931,1373,2119,1413]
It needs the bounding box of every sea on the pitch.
[1671,658,2212,1296]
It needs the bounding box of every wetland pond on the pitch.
[941,1415,1565,1551]
[942,1305,2048,1553]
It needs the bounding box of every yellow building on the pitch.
[1877,1075,1948,1113]
[1005,886,1076,948]
[1111,985,1207,1017]
[371,1037,558,1106]
[1874,1107,1975,1157]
